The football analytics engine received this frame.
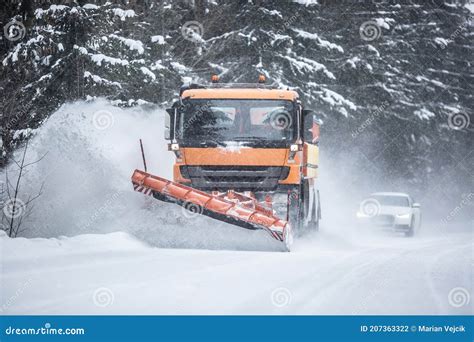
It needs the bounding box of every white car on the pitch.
[356,192,421,237]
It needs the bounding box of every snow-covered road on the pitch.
[1,227,471,315]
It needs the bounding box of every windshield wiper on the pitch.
[199,140,226,147]
[232,136,265,141]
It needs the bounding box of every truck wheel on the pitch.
[287,188,304,235]
[283,225,294,252]
[303,180,320,232]
[312,191,321,231]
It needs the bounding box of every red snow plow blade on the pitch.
[131,169,292,250]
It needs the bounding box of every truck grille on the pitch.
[180,166,290,191]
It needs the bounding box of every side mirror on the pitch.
[412,203,420,208]
[302,109,314,118]
[164,108,174,140]
[302,109,323,120]
[302,109,322,144]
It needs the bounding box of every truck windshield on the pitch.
[177,99,295,146]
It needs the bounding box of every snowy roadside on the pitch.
[1,228,471,315]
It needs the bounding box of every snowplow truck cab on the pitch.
[164,78,322,233]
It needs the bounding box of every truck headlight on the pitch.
[290,144,299,152]
[396,213,410,219]
[168,143,182,159]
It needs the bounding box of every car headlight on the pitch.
[396,213,410,219]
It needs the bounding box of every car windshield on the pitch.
[371,195,410,207]
[177,99,295,144]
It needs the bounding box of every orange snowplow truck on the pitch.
[131,75,321,251]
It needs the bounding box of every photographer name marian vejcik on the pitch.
[417,325,465,334]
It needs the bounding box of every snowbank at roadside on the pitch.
[0,230,148,261]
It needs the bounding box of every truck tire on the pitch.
[303,180,320,232]
[287,187,304,235]
[283,225,293,252]
[287,181,320,235]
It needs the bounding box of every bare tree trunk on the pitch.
[2,139,45,237]
[8,139,28,237]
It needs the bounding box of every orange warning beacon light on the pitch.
[211,74,219,83]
